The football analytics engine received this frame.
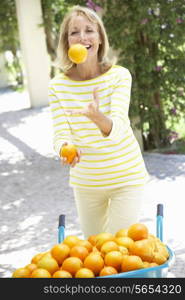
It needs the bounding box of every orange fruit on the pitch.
[68,44,88,64]
[143,261,150,268]
[155,242,169,259]
[62,257,83,276]
[101,241,119,256]
[84,252,104,275]
[88,235,97,246]
[161,246,169,259]
[148,234,156,240]
[129,239,154,262]
[60,144,77,164]
[12,267,30,278]
[31,252,45,264]
[43,252,53,258]
[63,235,80,248]
[92,246,101,253]
[51,243,70,265]
[104,251,123,271]
[70,245,89,262]
[152,252,167,265]
[121,255,143,272]
[118,246,129,255]
[99,266,118,277]
[52,270,72,278]
[76,240,93,253]
[37,254,59,274]
[127,223,148,241]
[115,228,128,238]
[147,236,157,252]
[25,263,37,273]
[115,236,134,250]
[30,268,51,278]
[149,262,159,267]
[95,232,115,250]
[75,268,95,278]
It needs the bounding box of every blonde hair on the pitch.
[56,5,113,73]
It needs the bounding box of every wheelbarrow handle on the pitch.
[156,204,163,242]
[58,214,65,243]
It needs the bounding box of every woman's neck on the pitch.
[68,60,101,81]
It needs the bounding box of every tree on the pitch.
[0,0,23,86]
[41,0,69,77]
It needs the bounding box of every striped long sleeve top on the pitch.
[48,65,149,189]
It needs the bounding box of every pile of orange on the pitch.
[12,223,169,278]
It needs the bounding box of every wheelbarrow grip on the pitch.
[58,214,65,243]
[156,204,163,242]
[157,203,163,217]
[59,214,65,228]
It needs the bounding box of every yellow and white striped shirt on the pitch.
[49,65,149,189]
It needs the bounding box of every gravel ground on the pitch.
[0,88,185,278]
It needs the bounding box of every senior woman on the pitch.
[48,5,149,238]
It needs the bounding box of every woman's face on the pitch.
[68,14,101,61]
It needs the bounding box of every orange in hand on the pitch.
[60,144,77,164]
[68,44,88,64]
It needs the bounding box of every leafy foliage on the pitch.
[65,0,185,150]
[0,0,23,86]
[41,0,70,77]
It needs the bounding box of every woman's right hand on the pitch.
[60,142,82,168]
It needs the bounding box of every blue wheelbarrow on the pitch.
[58,204,175,278]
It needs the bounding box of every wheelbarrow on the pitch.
[58,204,175,278]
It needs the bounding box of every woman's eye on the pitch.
[71,32,77,35]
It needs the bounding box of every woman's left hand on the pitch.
[65,87,99,120]
[65,87,112,136]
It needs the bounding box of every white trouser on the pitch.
[73,185,146,238]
